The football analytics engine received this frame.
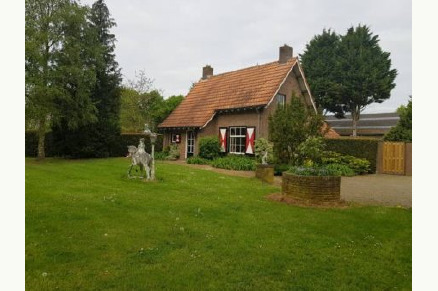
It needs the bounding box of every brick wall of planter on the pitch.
[282,172,341,202]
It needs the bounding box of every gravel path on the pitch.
[162,161,412,207]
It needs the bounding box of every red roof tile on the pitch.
[159,58,298,128]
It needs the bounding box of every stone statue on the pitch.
[127,138,152,179]
[261,150,268,165]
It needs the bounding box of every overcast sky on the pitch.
[82,0,411,113]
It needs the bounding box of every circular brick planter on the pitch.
[281,172,341,203]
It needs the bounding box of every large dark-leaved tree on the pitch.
[300,25,398,136]
[52,0,122,158]
[25,0,99,159]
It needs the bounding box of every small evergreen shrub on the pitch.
[321,151,370,174]
[211,155,256,171]
[324,163,356,176]
[198,136,220,160]
[167,144,180,160]
[187,157,211,165]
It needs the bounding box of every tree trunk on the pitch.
[37,117,46,160]
[351,109,360,137]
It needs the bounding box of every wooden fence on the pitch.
[377,142,412,176]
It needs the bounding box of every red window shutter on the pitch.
[245,127,255,154]
[219,128,227,152]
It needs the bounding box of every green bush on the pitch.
[324,138,378,172]
[294,137,326,166]
[154,152,168,160]
[187,157,211,165]
[274,164,290,176]
[321,151,370,174]
[254,138,273,164]
[324,163,356,176]
[211,155,256,171]
[198,136,221,160]
[167,144,180,160]
[288,164,354,176]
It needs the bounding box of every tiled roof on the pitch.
[158,58,298,128]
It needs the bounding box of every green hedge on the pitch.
[25,131,163,158]
[324,138,379,173]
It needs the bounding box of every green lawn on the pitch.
[26,158,411,290]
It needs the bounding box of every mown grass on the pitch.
[26,158,411,290]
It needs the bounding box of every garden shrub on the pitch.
[324,138,378,172]
[321,151,370,174]
[254,138,273,164]
[154,152,168,160]
[187,156,211,165]
[167,144,180,160]
[324,163,356,176]
[288,164,354,176]
[198,136,220,160]
[294,137,326,166]
[274,164,290,176]
[211,155,256,171]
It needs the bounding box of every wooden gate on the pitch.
[382,142,405,175]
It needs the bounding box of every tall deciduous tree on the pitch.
[300,25,397,136]
[25,0,98,159]
[51,0,122,158]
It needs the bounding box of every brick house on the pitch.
[158,45,338,159]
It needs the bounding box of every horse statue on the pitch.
[127,138,153,179]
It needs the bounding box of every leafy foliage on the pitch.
[51,0,123,158]
[268,95,324,164]
[324,138,378,172]
[25,0,100,158]
[254,138,273,164]
[198,136,221,160]
[167,144,180,160]
[384,97,412,142]
[321,151,370,174]
[300,25,397,136]
[211,155,256,171]
[186,157,211,165]
[294,137,326,166]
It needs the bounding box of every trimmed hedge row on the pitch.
[25,131,163,158]
[324,138,379,173]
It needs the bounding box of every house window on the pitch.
[276,94,286,107]
[186,131,195,157]
[171,133,181,143]
[229,127,246,154]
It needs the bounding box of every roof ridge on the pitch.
[199,57,297,81]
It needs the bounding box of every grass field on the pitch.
[26,158,411,290]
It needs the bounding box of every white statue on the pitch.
[127,138,152,179]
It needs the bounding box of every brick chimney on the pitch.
[279,44,293,63]
[202,65,213,79]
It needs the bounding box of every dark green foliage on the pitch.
[211,155,256,171]
[273,164,290,176]
[186,157,211,165]
[154,152,168,160]
[322,151,370,174]
[300,25,397,136]
[324,138,378,172]
[25,0,100,158]
[300,29,343,113]
[25,131,162,158]
[384,98,412,142]
[289,164,355,176]
[198,136,220,160]
[268,95,324,164]
[51,0,122,158]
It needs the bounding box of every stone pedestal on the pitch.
[255,164,274,184]
[282,172,341,203]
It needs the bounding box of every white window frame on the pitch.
[229,127,246,154]
[276,93,286,107]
